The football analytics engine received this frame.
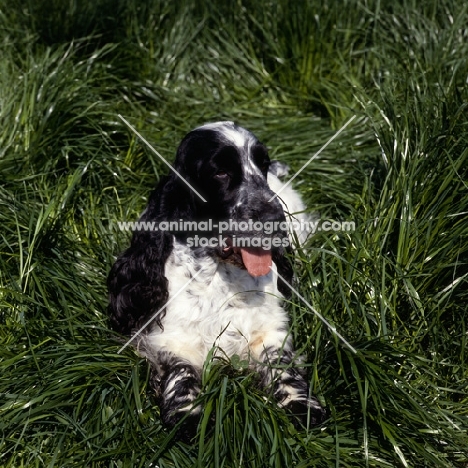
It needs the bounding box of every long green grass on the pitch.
[1,0,467,466]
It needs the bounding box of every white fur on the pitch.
[267,172,312,245]
[146,174,308,369]
[197,121,249,148]
[147,240,289,368]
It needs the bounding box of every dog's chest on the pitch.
[160,241,286,353]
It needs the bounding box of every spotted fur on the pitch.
[108,122,326,440]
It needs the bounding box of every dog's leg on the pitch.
[150,351,202,441]
[251,336,326,427]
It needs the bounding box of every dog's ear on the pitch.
[268,160,290,179]
[107,229,172,335]
[273,245,294,299]
[107,172,194,335]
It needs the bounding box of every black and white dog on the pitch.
[108,121,326,438]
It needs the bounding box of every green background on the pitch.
[1,1,467,466]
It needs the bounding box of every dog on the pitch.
[107,121,326,439]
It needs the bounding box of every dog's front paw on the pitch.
[165,410,201,443]
[284,397,327,428]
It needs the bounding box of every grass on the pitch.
[1,0,467,466]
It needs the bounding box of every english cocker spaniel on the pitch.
[108,121,326,439]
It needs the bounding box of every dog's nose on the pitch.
[256,202,284,222]
[246,195,285,224]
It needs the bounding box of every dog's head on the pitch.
[164,121,288,276]
[174,122,283,218]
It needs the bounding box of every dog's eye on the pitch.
[214,170,229,179]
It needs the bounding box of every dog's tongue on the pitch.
[239,247,272,277]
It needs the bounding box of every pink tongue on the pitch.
[239,247,272,277]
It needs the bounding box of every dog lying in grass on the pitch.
[108,122,326,439]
